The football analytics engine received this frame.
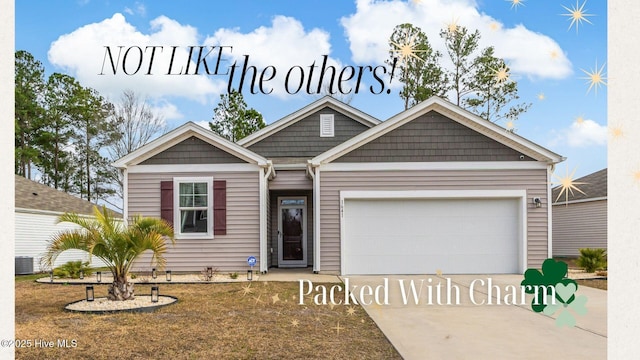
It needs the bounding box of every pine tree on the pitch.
[209,90,266,142]
[388,24,447,109]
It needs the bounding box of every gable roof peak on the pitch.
[112,121,268,168]
[310,96,564,165]
[237,96,380,147]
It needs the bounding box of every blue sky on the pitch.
[15,0,608,179]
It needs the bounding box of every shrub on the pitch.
[53,260,93,279]
[229,272,239,279]
[200,267,219,281]
[576,248,607,273]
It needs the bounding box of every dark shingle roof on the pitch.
[552,168,607,203]
[15,175,122,217]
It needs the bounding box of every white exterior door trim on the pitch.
[277,196,308,267]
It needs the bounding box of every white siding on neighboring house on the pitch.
[15,209,110,273]
[552,199,607,257]
[319,168,549,273]
[128,171,261,272]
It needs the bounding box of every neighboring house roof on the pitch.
[552,168,607,204]
[310,96,565,165]
[237,96,381,147]
[112,121,269,168]
[15,175,121,217]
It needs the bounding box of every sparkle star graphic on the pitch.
[271,293,280,304]
[254,294,264,305]
[346,307,357,316]
[562,0,594,33]
[550,50,560,60]
[436,269,443,276]
[508,0,525,10]
[241,284,253,296]
[332,322,345,335]
[609,125,624,139]
[390,30,428,68]
[492,64,512,85]
[489,22,501,32]
[575,115,585,125]
[537,93,545,100]
[291,319,299,328]
[552,166,587,204]
[446,18,459,33]
[580,61,607,95]
[634,170,640,184]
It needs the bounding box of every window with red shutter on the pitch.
[213,180,227,235]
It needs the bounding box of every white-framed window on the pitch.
[173,177,213,239]
[320,114,335,137]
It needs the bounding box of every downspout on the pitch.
[258,161,273,274]
[264,161,274,271]
[547,162,556,260]
[307,160,320,274]
[122,166,128,226]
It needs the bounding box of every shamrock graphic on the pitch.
[520,258,577,312]
[521,258,588,327]
[542,283,588,327]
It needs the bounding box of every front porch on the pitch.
[267,189,314,269]
[266,169,315,270]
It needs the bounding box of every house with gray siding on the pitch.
[114,96,564,275]
[552,168,607,257]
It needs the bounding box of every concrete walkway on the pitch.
[347,275,607,360]
[258,268,341,283]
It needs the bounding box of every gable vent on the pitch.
[320,114,335,137]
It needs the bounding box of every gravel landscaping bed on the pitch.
[65,295,177,313]
[37,273,259,284]
[567,269,607,280]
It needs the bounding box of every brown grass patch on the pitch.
[16,279,401,359]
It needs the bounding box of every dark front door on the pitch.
[278,197,306,267]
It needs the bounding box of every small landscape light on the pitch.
[151,286,159,303]
[166,270,172,282]
[86,286,94,302]
[96,271,102,283]
[79,270,84,280]
[152,268,157,279]
[49,271,53,283]
[207,267,213,281]
[247,270,253,281]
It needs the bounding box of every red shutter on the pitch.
[213,180,227,235]
[160,181,174,226]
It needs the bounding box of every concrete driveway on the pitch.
[346,275,606,360]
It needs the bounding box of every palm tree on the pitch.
[44,206,175,301]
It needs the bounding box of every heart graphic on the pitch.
[555,283,577,303]
[556,308,577,327]
[570,295,588,316]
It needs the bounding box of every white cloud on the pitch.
[149,100,183,122]
[48,13,225,104]
[123,3,145,17]
[205,15,343,98]
[341,0,572,80]
[550,119,608,148]
[194,120,211,130]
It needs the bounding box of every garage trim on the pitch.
[339,190,528,275]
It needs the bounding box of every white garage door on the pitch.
[342,197,521,275]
